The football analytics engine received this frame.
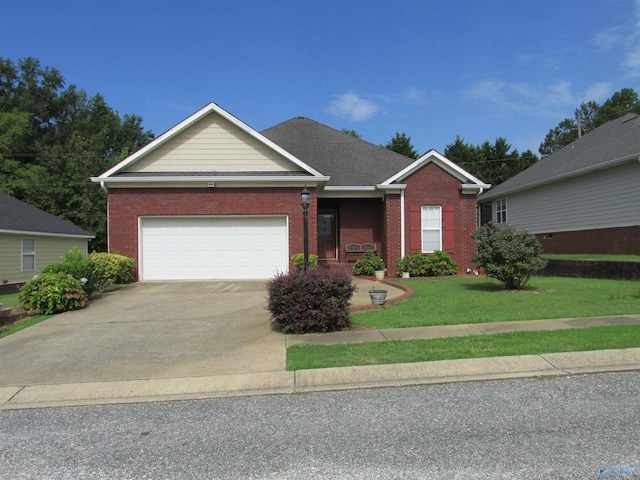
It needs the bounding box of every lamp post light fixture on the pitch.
[300,186,311,272]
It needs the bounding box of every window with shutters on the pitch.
[421,206,442,252]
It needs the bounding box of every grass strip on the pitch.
[542,254,640,262]
[0,315,52,340]
[286,324,640,370]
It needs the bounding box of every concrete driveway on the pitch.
[0,281,285,387]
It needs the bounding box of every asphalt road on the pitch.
[0,372,638,479]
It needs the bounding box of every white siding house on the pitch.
[479,113,640,255]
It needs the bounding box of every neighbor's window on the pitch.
[421,205,442,252]
[22,238,36,271]
[496,198,507,224]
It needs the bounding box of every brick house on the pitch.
[92,103,489,280]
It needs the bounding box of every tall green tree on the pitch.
[539,88,640,156]
[0,56,154,251]
[445,136,538,186]
[384,132,419,159]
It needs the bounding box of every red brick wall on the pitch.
[537,226,640,255]
[107,187,317,276]
[402,163,479,272]
[336,198,384,262]
[383,194,402,276]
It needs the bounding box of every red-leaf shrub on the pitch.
[266,268,356,334]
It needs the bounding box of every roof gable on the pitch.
[97,103,325,179]
[481,113,640,200]
[0,191,94,238]
[381,149,490,188]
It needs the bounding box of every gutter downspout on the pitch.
[400,189,405,258]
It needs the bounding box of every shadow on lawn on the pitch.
[460,278,539,293]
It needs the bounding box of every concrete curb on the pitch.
[2,348,639,410]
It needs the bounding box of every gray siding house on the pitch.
[479,113,640,255]
[0,192,94,287]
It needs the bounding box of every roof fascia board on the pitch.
[320,186,383,199]
[91,175,329,184]
[97,103,326,179]
[0,229,94,239]
[481,153,640,200]
[381,149,486,186]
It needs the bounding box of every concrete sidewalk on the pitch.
[1,278,639,410]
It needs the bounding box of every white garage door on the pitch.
[140,216,288,280]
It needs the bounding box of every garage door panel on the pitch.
[140,216,288,280]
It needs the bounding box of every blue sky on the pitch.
[3,0,640,156]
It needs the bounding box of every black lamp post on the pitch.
[300,186,311,272]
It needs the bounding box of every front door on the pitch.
[317,210,337,260]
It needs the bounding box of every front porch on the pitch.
[315,197,388,269]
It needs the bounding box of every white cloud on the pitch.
[619,0,640,77]
[583,82,612,102]
[465,80,613,117]
[327,92,380,122]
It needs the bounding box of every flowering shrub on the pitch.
[42,248,101,295]
[18,273,88,315]
[266,268,356,334]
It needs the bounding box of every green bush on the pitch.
[395,251,458,277]
[42,248,102,295]
[266,269,356,334]
[472,222,547,290]
[291,253,318,272]
[352,251,386,276]
[89,252,135,286]
[18,272,88,315]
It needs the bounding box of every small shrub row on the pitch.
[18,272,88,315]
[395,251,458,277]
[19,249,135,315]
[267,268,356,334]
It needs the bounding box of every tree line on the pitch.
[0,57,154,250]
[2,56,640,251]
[383,87,640,186]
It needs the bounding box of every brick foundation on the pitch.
[536,226,640,255]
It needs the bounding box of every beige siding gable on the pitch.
[126,112,300,173]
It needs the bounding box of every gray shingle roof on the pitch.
[0,191,94,237]
[261,117,415,186]
[481,113,640,201]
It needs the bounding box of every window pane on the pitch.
[23,254,35,271]
[22,238,35,253]
[421,206,442,252]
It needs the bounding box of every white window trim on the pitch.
[22,237,36,271]
[421,205,442,253]
[496,198,507,224]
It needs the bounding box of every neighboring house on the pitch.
[0,191,95,287]
[479,113,640,255]
[91,103,489,280]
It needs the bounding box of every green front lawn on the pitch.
[287,324,640,370]
[353,276,640,329]
[543,253,640,262]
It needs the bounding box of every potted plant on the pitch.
[352,251,386,280]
